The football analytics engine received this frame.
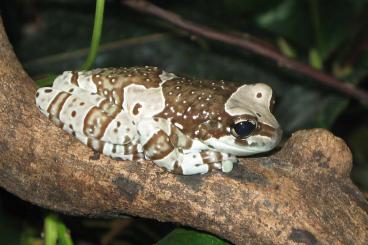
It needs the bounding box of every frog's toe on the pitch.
[221,160,234,173]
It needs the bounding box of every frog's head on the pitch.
[204,83,282,156]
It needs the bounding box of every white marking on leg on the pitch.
[152,149,179,171]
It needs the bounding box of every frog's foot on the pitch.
[173,151,238,175]
[209,159,238,173]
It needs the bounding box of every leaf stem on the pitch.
[81,0,105,70]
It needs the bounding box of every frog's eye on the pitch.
[230,120,257,139]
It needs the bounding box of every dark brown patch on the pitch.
[313,150,330,168]
[175,174,204,191]
[89,151,101,160]
[235,138,257,146]
[96,141,105,152]
[195,120,227,140]
[288,228,320,245]
[44,89,53,93]
[71,111,76,117]
[123,144,138,155]
[132,103,142,115]
[132,152,143,160]
[257,122,276,138]
[113,128,118,133]
[169,126,179,146]
[256,92,262,98]
[91,74,100,84]
[69,124,73,130]
[71,71,79,85]
[80,102,85,106]
[172,161,183,174]
[87,138,93,148]
[200,151,223,164]
[72,131,76,137]
[143,130,174,160]
[116,121,121,127]
[68,88,74,93]
[99,99,120,117]
[36,92,39,97]
[182,139,193,149]
[86,138,104,153]
[122,136,131,145]
[112,176,141,202]
[0,140,9,154]
[228,164,269,185]
[83,107,113,139]
[112,144,117,153]
[47,92,71,119]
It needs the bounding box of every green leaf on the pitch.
[82,0,106,70]
[44,214,73,245]
[44,215,59,245]
[308,48,322,69]
[36,74,57,87]
[20,227,41,245]
[157,228,230,245]
[255,0,367,60]
[57,223,73,245]
[276,37,297,58]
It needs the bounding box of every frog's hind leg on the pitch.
[73,132,143,161]
[51,71,121,117]
[36,88,141,159]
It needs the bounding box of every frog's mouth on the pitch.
[204,127,282,156]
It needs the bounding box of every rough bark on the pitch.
[0,18,367,245]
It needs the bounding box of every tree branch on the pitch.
[122,0,368,104]
[0,17,367,244]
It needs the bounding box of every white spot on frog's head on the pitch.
[225,83,278,128]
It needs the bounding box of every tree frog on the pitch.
[35,66,282,175]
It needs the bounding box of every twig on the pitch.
[122,0,368,104]
[24,33,168,69]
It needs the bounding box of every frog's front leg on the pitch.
[182,150,237,174]
[137,118,236,175]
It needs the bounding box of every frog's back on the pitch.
[64,66,163,107]
[158,76,239,136]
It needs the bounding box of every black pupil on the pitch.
[232,121,256,138]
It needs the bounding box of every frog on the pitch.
[35,66,282,175]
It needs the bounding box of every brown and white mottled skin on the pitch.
[35,66,282,175]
